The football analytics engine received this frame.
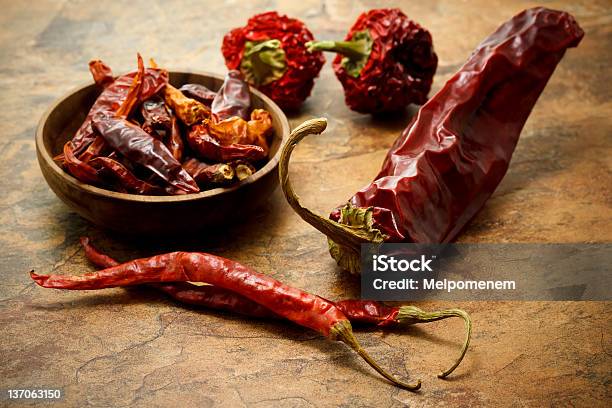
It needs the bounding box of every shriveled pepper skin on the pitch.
[179,83,217,107]
[211,70,251,121]
[222,11,325,110]
[30,252,347,337]
[68,67,168,158]
[331,8,583,244]
[78,237,402,325]
[311,8,437,113]
[187,123,266,163]
[92,116,199,194]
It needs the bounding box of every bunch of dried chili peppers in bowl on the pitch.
[56,55,273,195]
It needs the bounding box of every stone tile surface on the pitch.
[0,0,610,406]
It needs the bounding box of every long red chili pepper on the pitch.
[222,11,325,110]
[32,251,427,389]
[280,8,584,273]
[306,8,437,114]
[76,236,470,379]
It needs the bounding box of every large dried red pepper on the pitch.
[307,8,437,113]
[78,236,471,378]
[280,8,584,273]
[31,252,421,390]
[222,12,325,110]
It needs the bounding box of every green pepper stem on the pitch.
[244,39,282,58]
[396,306,472,378]
[279,118,379,254]
[306,39,369,59]
[331,320,421,390]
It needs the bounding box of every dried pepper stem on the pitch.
[279,118,381,255]
[306,35,370,60]
[396,306,471,378]
[306,31,372,78]
[330,320,421,390]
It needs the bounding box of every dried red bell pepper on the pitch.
[307,8,437,113]
[222,12,325,110]
[280,8,584,273]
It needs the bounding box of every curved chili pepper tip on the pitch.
[396,306,472,378]
[330,320,421,391]
[279,118,383,264]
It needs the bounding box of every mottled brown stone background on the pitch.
[0,0,610,407]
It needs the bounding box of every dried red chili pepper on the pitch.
[222,12,325,110]
[182,158,234,187]
[164,84,210,126]
[139,96,184,161]
[179,83,217,106]
[31,252,424,390]
[90,157,165,195]
[65,57,168,160]
[280,8,584,273]
[306,8,437,114]
[210,70,251,122]
[74,236,471,379]
[92,115,199,194]
[77,55,148,166]
[140,96,172,136]
[208,109,272,155]
[187,122,266,163]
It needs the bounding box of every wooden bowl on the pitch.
[36,71,289,235]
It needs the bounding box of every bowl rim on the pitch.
[35,70,290,203]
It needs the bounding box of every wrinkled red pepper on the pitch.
[31,251,422,390]
[211,70,251,122]
[280,8,584,273]
[179,83,217,106]
[140,96,183,161]
[307,8,437,113]
[78,236,471,378]
[187,123,266,163]
[222,11,325,110]
[90,156,164,195]
[65,58,168,160]
[140,96,172,136]
[92,115,199,194]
